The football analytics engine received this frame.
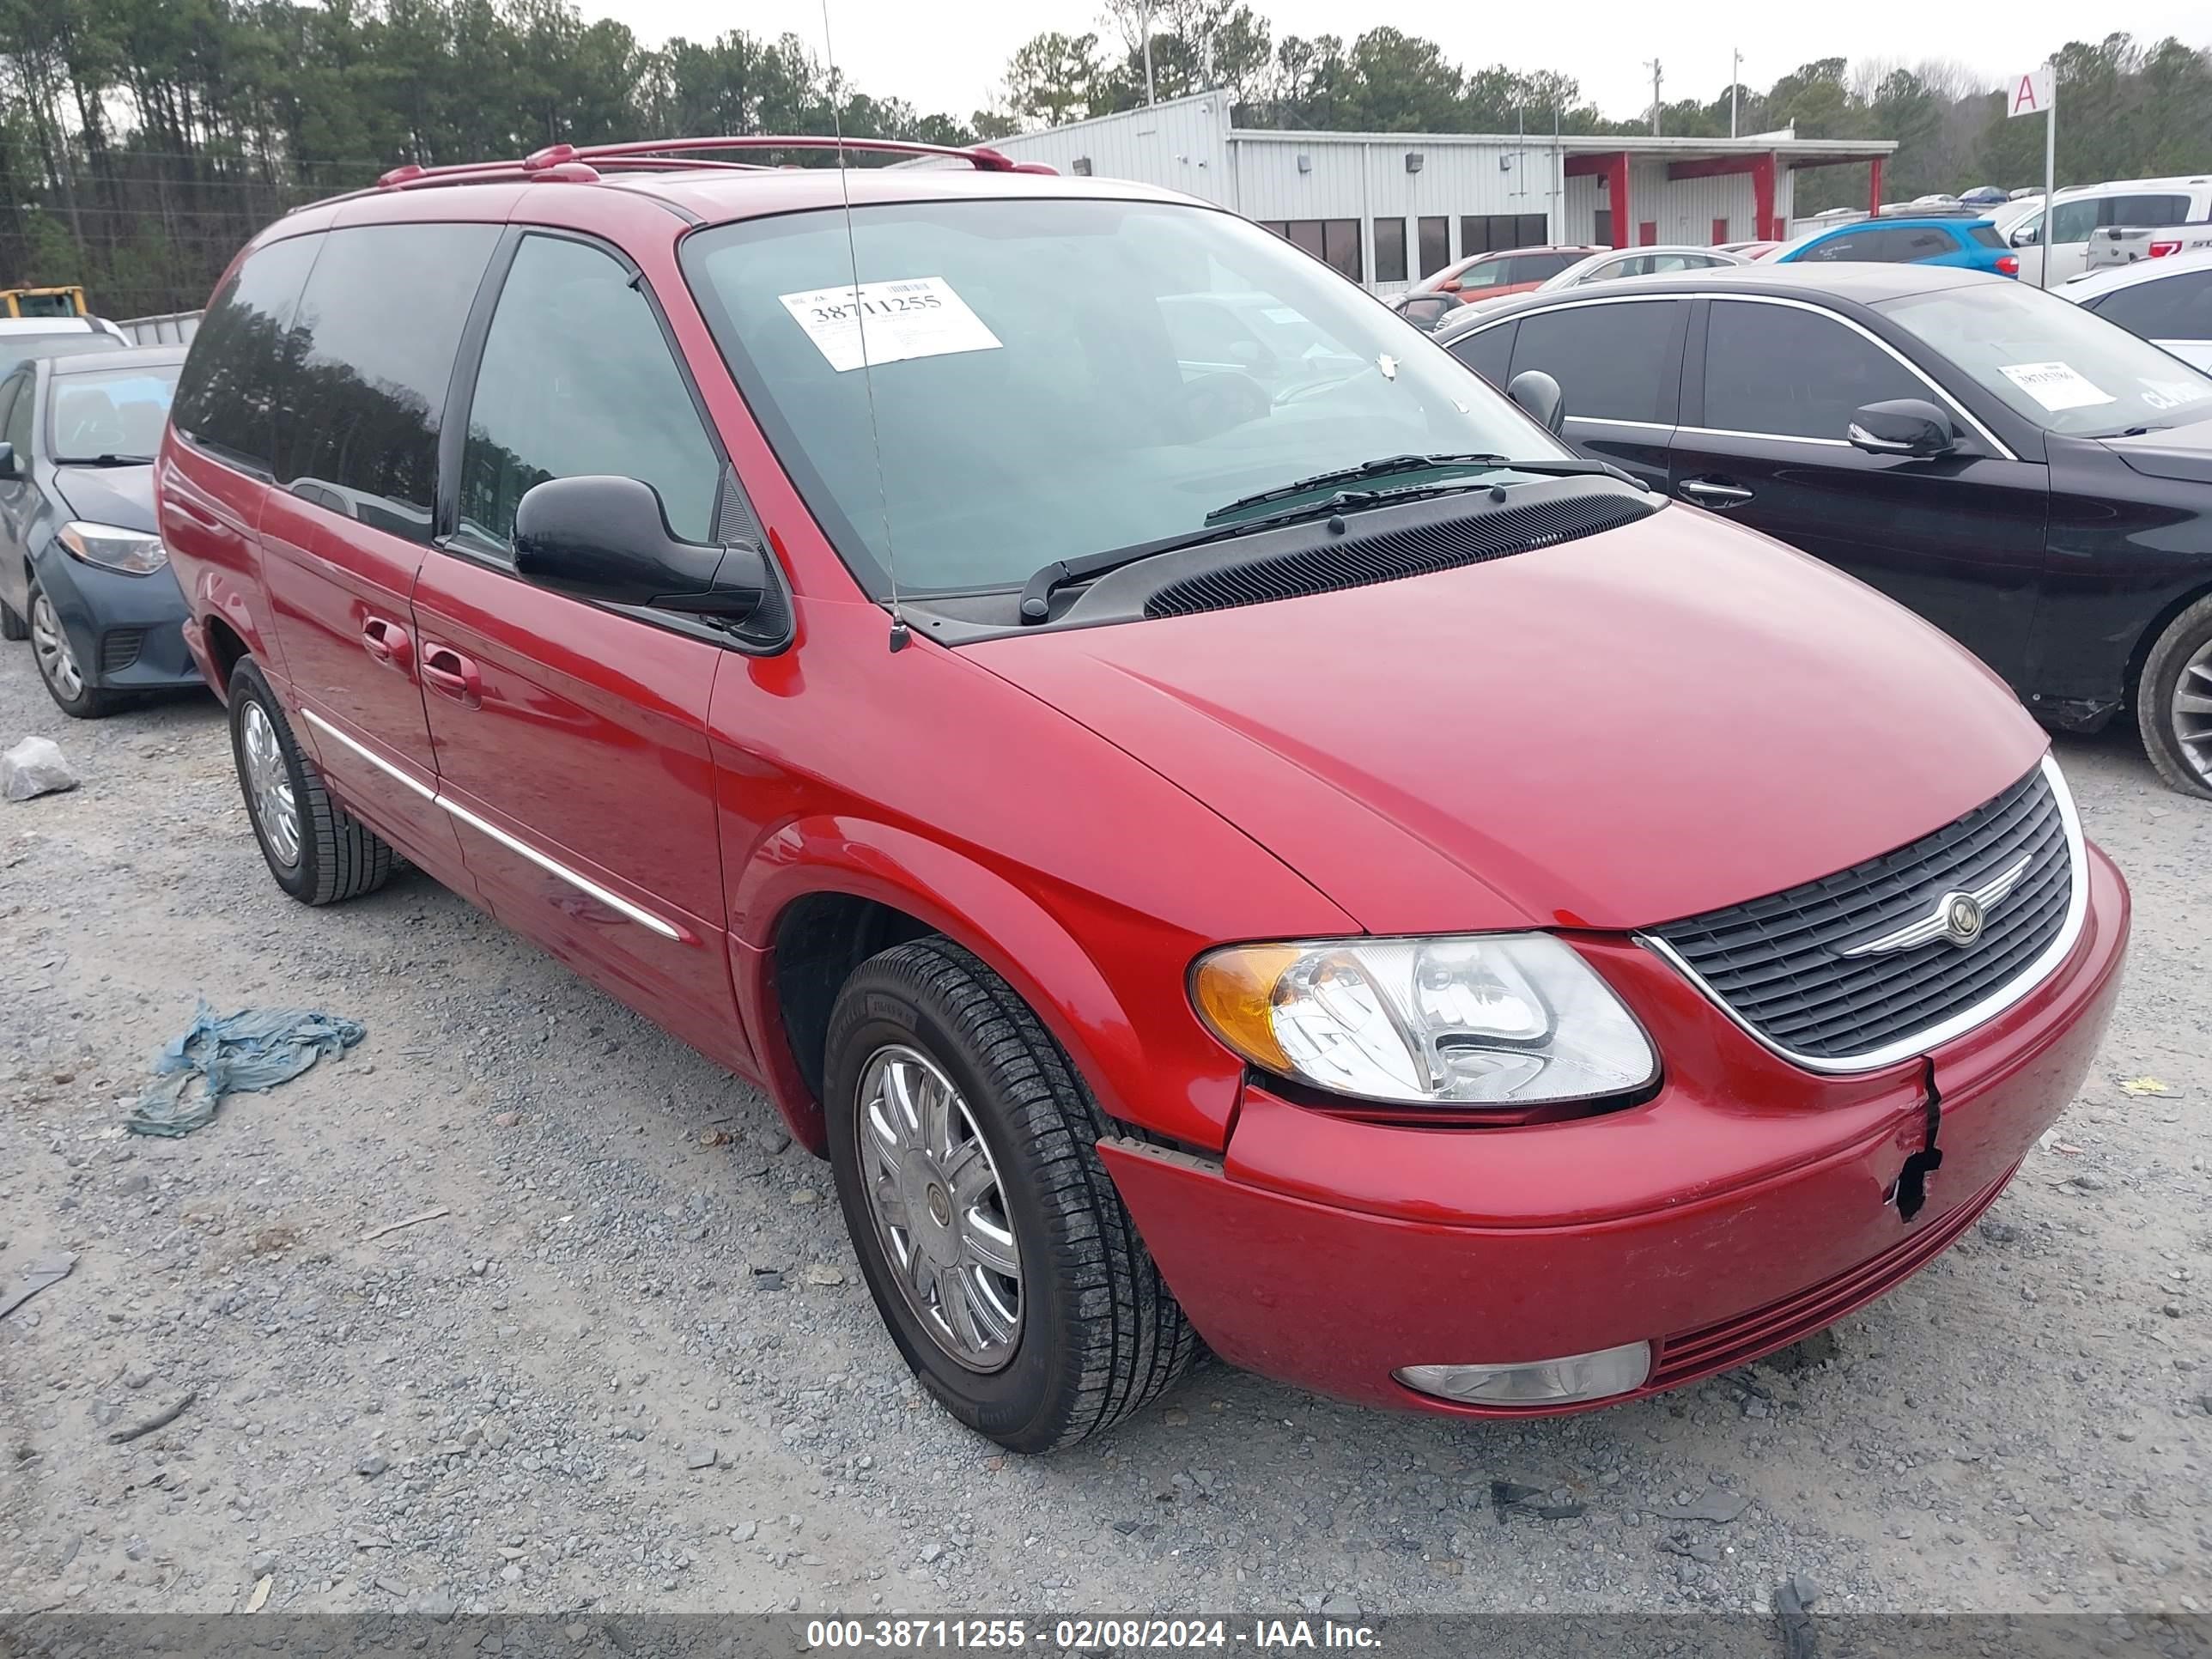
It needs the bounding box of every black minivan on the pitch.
[1434,264,2212,797]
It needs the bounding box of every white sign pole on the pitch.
[2041,70,2056,289]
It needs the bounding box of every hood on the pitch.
[969,505,2048,935]
[52,463,157,533]
[2100,413,2212,486]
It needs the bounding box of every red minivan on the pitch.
[158,138,2129,1453]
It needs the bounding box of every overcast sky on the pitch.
[602,0,2209,122]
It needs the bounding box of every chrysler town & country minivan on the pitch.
[156,139,2130,1451]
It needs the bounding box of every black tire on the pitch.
[0,592,26,641]
[2136,594,2212,799]
[823,938,1196,1452]
[228,659,396,903]
[26,579,122,718]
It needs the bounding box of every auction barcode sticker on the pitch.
[780,276,1003,373]
[1996,361,2114,411]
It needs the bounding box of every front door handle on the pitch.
[420,642,482,708]
[1679,478,1754,507]
[361,616,413,671]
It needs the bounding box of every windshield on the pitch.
[0,331,122,381]
[49,363,179,461]
[681,198,1562,594]
[1875,282,2212,436]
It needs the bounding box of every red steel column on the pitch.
[1610,153,1631,249]
[1868,155,1886,216]
[1753,152,1778,241]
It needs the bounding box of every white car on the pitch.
[1999,176,2212,285]
[2058,247,2212,372]
[1464,245,1747,312]
[0,315,129,379]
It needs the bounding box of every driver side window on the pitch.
[459,234,721,553]
[2051,201,2098,246]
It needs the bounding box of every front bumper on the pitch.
[1100,841,2129,1415]
[32,548,200,692]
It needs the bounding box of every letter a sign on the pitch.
[2008,66,2054,118]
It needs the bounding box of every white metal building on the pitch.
[936,91,1898,292]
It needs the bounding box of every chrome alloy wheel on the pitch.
[239,700,302,868]
[28,592,83,702]
[2172,637,2212,787]
[854,1043,1024,1370]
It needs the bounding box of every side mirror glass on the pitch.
[513,476,765,620]
[0,442,15,480]
[1506,369,1566,435]
[1848,398,1957,458]
[2010,224,2039,247]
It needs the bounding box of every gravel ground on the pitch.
[1,643,2207,1624]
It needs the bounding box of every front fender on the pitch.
[732,816,1249,1156]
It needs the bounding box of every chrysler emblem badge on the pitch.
[1843,854,2031,958]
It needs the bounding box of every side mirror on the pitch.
[513,476,766,620]
[0,442,15,480]
[1507,369,1566,435]
[1848,398,1957,458]
[2010,224,2039,247]
[1439,280,1462,293]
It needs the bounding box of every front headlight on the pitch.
[58,521,167,574]
[1191,933,1656,1107]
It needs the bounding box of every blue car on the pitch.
[0,344,200,717]
[1771,215,2020,278]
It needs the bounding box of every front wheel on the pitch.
[2136,595,2212,799]
[27,581,119,718]
[823,939,1196,1452]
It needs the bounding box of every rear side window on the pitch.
[1703,301,1924,441]
[276,222,499,544]
[1969,225,2005,248]
[2089,270,2212,341]
[2101,194,2191,227]
[1509,301,1685,423]
[1808,227,1948,263]
[171,234,319,474]
[1515,252,1584,282]
[1448,321,1514,388]
[457,234,721,550]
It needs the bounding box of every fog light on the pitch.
[1395,1340,1652,1407]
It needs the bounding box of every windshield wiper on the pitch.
[1203,453,1643,525]
[54,453,154,467]
[1019,478,1504,623]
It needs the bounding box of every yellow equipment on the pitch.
[1,286,90,319]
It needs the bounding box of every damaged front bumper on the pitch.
[1098,842,2129,1416]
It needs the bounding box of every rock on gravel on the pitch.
[2,734,79,800]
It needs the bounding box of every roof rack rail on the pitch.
[296,133,1053,213]
[368,136,1045,194]
[553,136,1048,173]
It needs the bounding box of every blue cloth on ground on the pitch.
[125,1001,366,1137]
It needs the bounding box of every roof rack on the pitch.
[362,135,1048,196]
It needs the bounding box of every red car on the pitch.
[1414,245,1604,304]
[159,138,2128,1453]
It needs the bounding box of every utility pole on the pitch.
[1142,1,1157,106]
[1729,48,1741,138]
[1645,58,1662,137]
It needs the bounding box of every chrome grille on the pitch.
[1647,759,2078,1067]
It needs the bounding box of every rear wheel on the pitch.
[0,592,26,641]
[228,659,396,903]
[2136,595,2212,799]
[823,938,1196,1451]
[27,581,118,719]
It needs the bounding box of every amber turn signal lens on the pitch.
[1189,944,1303,1076]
